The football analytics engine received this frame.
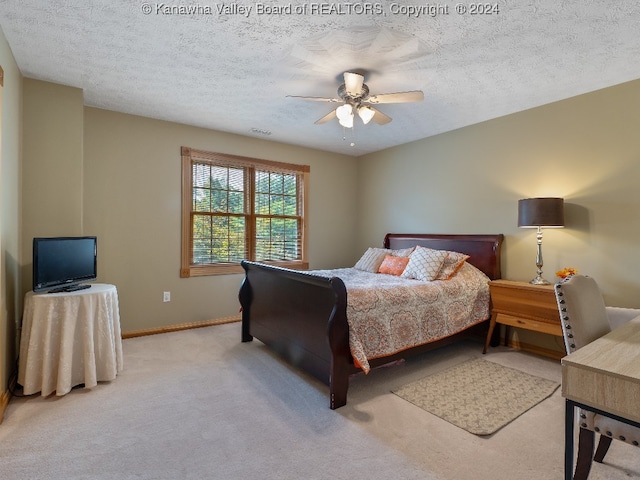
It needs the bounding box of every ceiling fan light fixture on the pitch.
[357,105,375,124]
[336,104,354,128]
[335,104,353,120]
[338,113,354,128]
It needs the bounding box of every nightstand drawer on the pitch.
[489,279,557,323]
[494,313,563,337]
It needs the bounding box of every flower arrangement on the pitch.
[556,267,578,279]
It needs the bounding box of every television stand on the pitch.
[48,284,92,293]
[19,284,123,396]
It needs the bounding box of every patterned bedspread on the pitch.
[311,263,491,374]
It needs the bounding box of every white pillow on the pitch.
[354,247,414,273]
[401,246,449,281]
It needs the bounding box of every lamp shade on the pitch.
[518,197,564,228]
[336,104,354,128]
[357,105,375,124]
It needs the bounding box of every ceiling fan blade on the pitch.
[344,72,364,97]
[370,108,392,125]
[314,109,337,125]
[287,95,341,103]
[366,90,424,104]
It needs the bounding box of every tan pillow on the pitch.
[354,247,414,273]
[401,246,448,281]
[390,247,415,258]
[436,251,470,280]
[378,255,410,276]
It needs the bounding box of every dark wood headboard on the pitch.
[384,233,504,280]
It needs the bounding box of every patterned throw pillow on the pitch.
[354,247,415,273]
[401,246,449,281]
[436,251,470,280]
[378,255,410,276]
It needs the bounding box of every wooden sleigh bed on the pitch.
[239,233,504,409]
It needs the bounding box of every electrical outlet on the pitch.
[163,291,171,302]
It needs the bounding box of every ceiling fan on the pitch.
[288,71,424,128]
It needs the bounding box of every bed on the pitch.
[239,233,504,409]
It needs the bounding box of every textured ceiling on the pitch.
[2,1,640,156]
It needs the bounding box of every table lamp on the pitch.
[518,197,565,285]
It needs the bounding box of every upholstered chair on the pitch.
[555,275,640,480]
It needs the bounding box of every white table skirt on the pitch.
[18,283,124,396]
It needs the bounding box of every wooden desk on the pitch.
[483,280,562,354]
[561,316,640,479]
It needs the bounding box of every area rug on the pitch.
[392,358,560,436]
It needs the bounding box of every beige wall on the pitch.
[0,26,22,407]
[358,79,640,352]
[21,79,85,291]
[81,108,359,332]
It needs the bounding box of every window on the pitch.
[181,147,309,276]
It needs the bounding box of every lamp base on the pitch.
[529,275,551,285]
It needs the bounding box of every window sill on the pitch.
[181,261,309,277]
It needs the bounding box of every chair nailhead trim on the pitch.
[633,441,639,446]
[581,423,587,428]
[580,413,586,419]
[606,431,612,436]
[556,283,576,353]
[620,436,626,441]
[595,427,600,432]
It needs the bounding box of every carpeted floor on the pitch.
[1,322,639,479]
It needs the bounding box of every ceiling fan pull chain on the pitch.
[343,124,357,147]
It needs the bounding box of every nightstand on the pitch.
[483,279,563,354]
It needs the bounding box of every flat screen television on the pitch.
[32,236,97,293]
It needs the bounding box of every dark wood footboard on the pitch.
[239,261,352,409]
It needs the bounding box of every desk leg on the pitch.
[565,400,574,480]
